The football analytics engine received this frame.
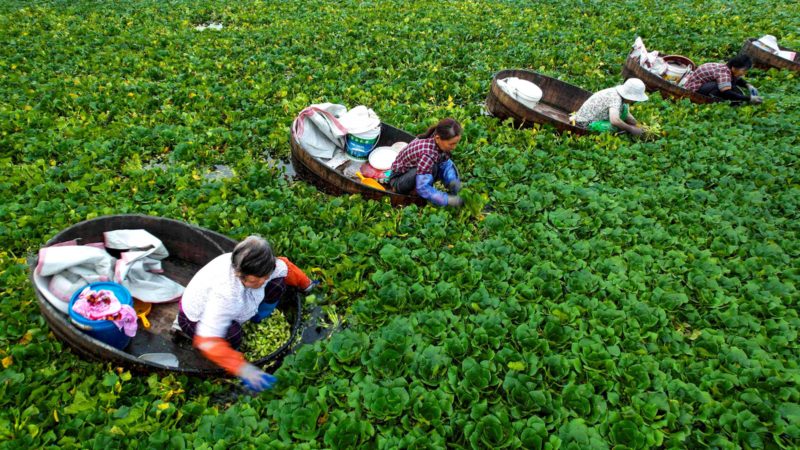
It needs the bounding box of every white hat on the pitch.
[616,78,649,102]
[757,35,780,53]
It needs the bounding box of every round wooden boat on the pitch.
[622,52,717,104]
[740,38,800,72]
[485,69,592,134]
[290,123,427,207]
[29,215,302,376]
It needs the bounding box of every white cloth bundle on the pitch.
[338,105,381,135]
[36,243,116,312]
[104,230,185,303]
[291,103,349,159]
[631,37,666,75]
[35,230,186,313]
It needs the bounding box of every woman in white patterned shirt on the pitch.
[573,78,649,136]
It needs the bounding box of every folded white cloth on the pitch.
[37,244,115,278]
[112,251,184,303]
[104,229,169,260]
[104,230,184,303]
[338,105,381,134]
[756,35,780,53]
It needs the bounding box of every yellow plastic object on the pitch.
[133,299,152,329]
[355,171,385,191]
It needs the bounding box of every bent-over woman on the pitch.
[389,118,464,207]
[573,78,649,136]
[683,54,762,105]
[178,236,316,392]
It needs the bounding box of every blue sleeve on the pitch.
[438,160,460,186]
[251,300,278,323]
[416,173,449,206]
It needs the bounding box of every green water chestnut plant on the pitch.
[1,0,799,448]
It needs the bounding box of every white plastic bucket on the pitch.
[345,126,380,161]
[663,63,690,82]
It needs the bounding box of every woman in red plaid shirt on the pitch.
[683,54,762,105]
[389,118,464,207]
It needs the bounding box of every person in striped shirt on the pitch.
[389,118,464,207]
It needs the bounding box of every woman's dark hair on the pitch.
[231,236,276,278]
[418,118,463,139]
[727,54,753,70]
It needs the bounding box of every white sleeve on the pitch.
[195,288,239,338]
[609,95,622,116]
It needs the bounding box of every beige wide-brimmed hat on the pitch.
[616,78,649,102]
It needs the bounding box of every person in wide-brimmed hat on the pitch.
[572,78,649,136]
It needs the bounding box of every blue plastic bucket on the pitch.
[68,282,133,350]
[345,127,381,161]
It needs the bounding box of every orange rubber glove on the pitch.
[193,335,246,375]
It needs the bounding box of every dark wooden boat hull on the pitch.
[485,69,592,134]
[29,215,302,376]
[741,38,800,72]
[290,123,427,207]
[622,53,717,104]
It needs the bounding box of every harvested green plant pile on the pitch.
[241,310,291,360]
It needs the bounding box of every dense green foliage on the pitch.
[1,0,799,448]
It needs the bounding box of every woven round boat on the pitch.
[740,38,800,72]
[621,51,718,104]
[290,122,426,207]
[485,69,592,134]
[29,215,302,376]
